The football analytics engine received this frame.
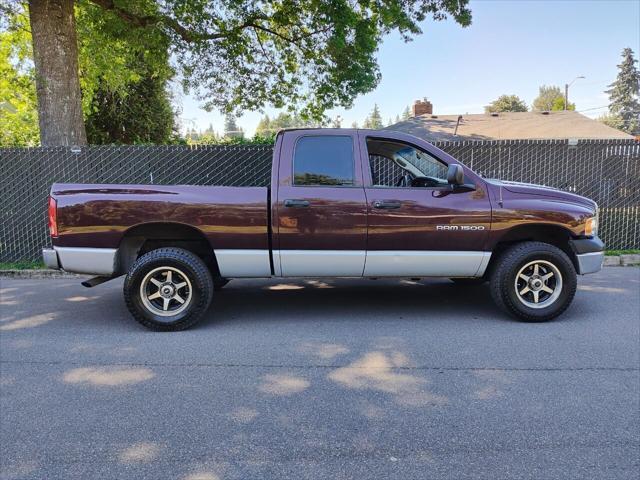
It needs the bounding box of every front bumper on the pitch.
[575,251,604,274]
[42,248,60,270]
[569,236,604,275]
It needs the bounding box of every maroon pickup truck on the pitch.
[42,129,603,330]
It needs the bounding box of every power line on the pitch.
[577,105,609,113]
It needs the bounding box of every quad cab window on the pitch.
[293,135,354,186]
[366,138,448,188]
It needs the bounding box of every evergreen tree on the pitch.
[224,113,243,138]
[402,106,411,120]
[364,104,383,129]
[605,48,640,134]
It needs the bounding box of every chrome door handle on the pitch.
[284,199,310,208]
[373,200,402,209]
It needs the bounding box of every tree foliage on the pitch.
[255,112,324,136]
[85,60,179,144]
[605,47,640,134]
[0,13,38,146]
[532,85,574,111]
[0,2,179,145]
[3,0,472,135]
[485,94,528,113]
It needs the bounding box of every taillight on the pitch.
[48,196,58,237]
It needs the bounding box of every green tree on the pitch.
[0,13,38,146]
[78,1,178,144]
[532,85,574,111]
[224,113,243,139]
[605,47,640,134]
[485,94,528,113]
[401,105,411,120]
[255,111,323,136]
[0,4,178,145]
[255,115,272,136]
[598,113,625,131]
[364,104,383,128]
[1,0,472,145]
[85,61,178,144]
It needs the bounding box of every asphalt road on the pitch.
[1,268,639,480]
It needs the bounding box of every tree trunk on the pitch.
[28,0,87,146]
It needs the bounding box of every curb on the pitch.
[1,256,638,279]
[0,269,83,279]
[603,254,640,267]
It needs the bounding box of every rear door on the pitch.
[274,130,367,276]
[359,132,493,277]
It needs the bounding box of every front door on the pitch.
[275,130,367,276]
[360,133,493,277]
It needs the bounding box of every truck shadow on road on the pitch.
[206,278,506,328]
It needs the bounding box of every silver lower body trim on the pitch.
[214,249,271,277]
[364,251,491,277]
[42,248,60,270]
[576,251,604,275]
[280,250,366,277]
[54,247,117,275]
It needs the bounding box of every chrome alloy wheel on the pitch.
[514,260,563,309]
[140,266,192,317]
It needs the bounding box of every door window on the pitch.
[366,138,448,188]
[293,136,354,186]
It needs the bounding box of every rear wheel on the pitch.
[124,248,213,331]
[490,241,577,322]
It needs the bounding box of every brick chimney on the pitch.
[412,98,433,116]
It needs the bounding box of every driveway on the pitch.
[1,268,638,479]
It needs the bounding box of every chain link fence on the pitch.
[1,139,638,263]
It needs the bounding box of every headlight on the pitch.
[585,210,598,236]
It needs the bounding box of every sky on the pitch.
[178,0,640,137]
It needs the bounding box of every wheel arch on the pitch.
[487,223,578,274]
[116,222,220,277]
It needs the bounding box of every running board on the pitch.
[81,276,116,288]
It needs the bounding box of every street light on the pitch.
[564,76,585,111]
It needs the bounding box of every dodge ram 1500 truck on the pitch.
[42,129,604,330]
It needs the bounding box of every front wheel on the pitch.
[124,248,213,331]
[490,242,577,322]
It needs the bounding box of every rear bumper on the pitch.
[42,248,60,270]
[569,236,604,275]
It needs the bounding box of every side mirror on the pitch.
[447,164,464,185]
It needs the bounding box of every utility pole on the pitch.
[564,76,585,110]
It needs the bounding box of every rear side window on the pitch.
[293,136,354,186]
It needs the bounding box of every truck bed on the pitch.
[51,183,270,252]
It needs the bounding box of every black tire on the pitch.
[489,241,577,322]
[450,277,486,285]
[124,248,213,331]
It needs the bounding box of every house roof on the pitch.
[386,110,633,142]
